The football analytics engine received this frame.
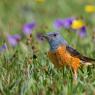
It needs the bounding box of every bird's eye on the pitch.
[53,34,57,37]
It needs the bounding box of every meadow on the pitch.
[0,0,95,95]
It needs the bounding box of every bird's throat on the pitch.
[49,41,60,52]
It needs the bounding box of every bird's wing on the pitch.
[66,45,95,62]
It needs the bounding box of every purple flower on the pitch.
[36,32,45,42]
[53,19,64,29]
[22,22,36,35]
[78,26,87,38]
[7,34,21,46]
[62,18,74,29]
[53,17,74,29]
[0,44,7,52]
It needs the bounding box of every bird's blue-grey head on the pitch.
[43,32,67,51]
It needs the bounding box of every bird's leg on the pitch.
[71,58,80,85]
[73,69,78,85]
[73,69,77,80]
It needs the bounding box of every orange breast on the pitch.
[48,45,80,69]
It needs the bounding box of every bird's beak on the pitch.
[42,35,48,40]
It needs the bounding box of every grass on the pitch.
[0,0,95,95]
[0,48,95,95]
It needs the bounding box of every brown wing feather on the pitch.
[66,45,95,62]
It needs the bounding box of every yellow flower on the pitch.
[85,5,95,13]
[71,19,85,29]
[35,0,45,4]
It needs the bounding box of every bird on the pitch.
[42,32,95,82]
